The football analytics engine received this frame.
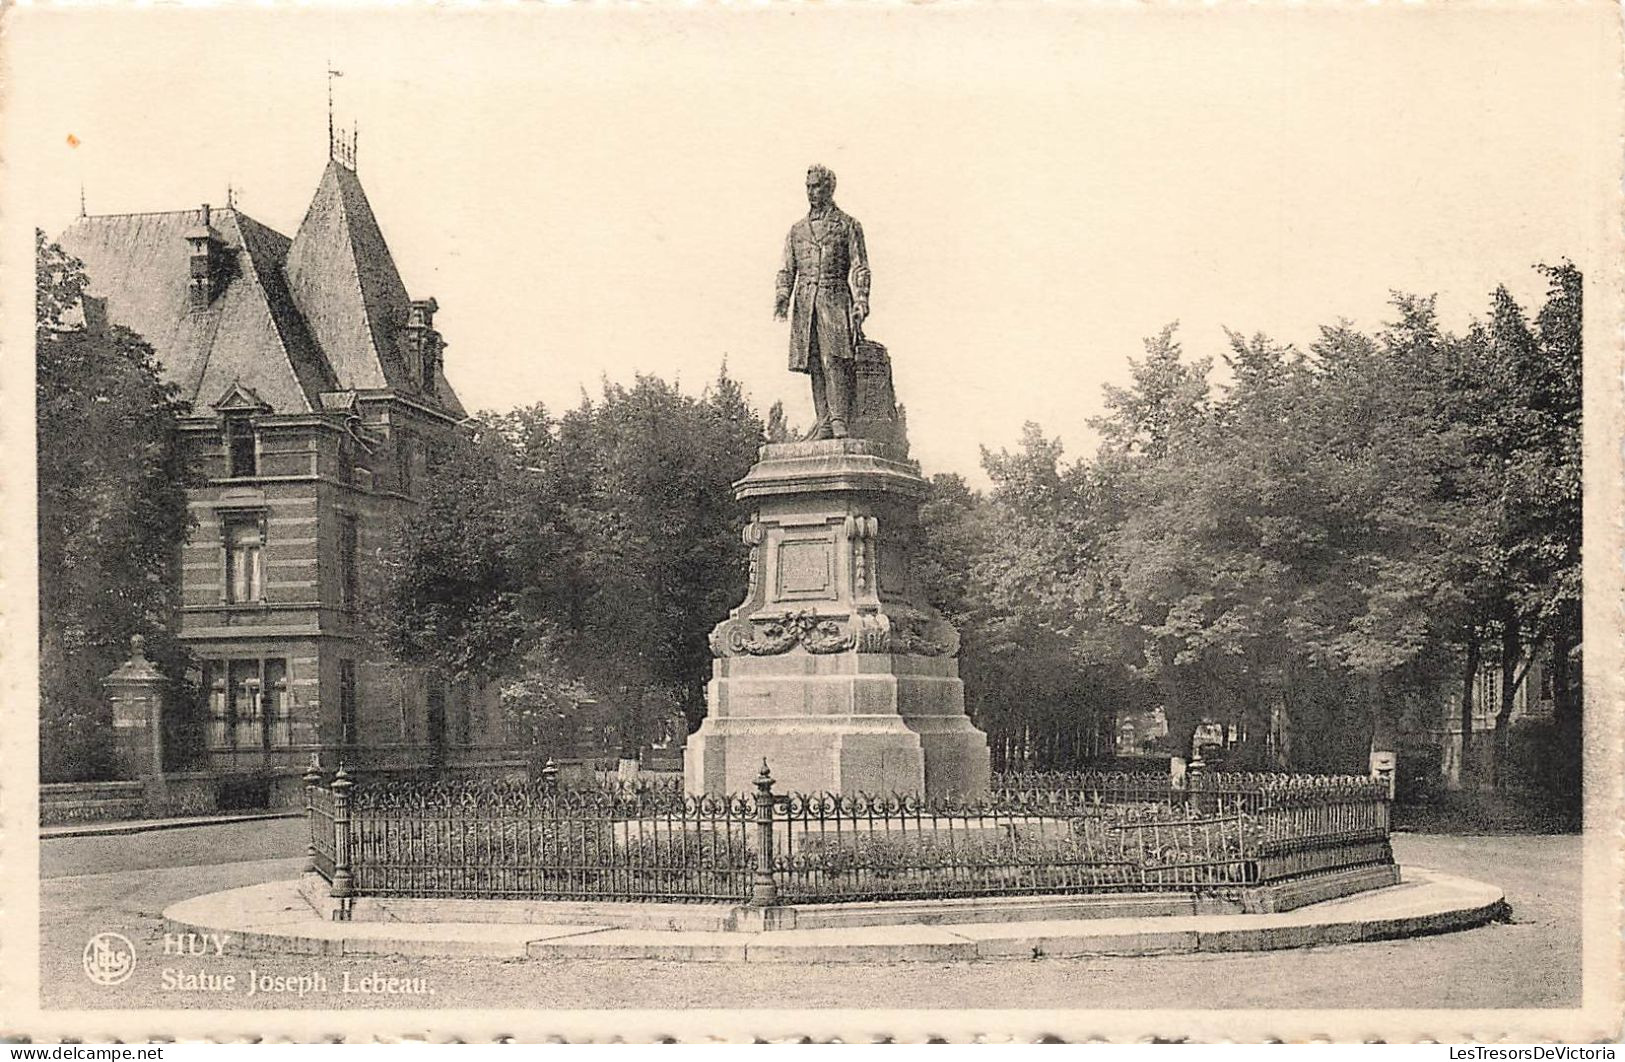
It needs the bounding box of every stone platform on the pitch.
[162,868,1506,964]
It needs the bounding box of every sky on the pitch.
[6,5,1616,485]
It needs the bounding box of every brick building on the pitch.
[56,154,517,810]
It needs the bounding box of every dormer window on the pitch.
[212,383,270,478]
[226,416,257,478]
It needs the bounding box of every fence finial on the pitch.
[750,760,778,907]
[329,761,354,911]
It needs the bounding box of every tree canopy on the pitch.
[930,265,1581,785]
[36,231,198,781]
[369,367,763,758]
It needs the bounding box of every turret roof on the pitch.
[55,160,464,418]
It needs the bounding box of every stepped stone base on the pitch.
[684,654,990,798]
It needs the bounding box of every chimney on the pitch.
[401,297,442,395]
[185,204,225,312]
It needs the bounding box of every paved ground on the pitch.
[161,868,1503,962]
[41,810,301,841]
[38,822,1580,1011]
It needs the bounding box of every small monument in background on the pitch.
[684,166,990,798]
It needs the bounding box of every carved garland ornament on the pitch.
[719,610,855,656]
[710,610,957,658]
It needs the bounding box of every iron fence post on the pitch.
[1187,752,1207,812]
[541,757,559,795]
[330,764,354,912]
[303,752,321,875]
[751,760,779,907]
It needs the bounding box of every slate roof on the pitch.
[55,160,464,418]
[285,160,412,394]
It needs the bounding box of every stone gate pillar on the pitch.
[684,438,991,798]
[102,635,166,781]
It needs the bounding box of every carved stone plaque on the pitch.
[777,538,834,599]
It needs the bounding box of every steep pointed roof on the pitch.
[55,161,465,420]
[283,160,413,393]
[56,206,336,412]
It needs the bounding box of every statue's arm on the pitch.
[849,219,871,320]
[774,229,796,319]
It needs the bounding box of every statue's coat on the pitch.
[777,207,871,374]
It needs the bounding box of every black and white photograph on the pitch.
[2,3,1621,1045]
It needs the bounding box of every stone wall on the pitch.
[39,781,147,825]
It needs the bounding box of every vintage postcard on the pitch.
[1,2,1621,1045]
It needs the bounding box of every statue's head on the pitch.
[806,165,836,210]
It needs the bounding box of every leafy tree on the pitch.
[974,267,1581,788]
[368,409,569,685]
[370,365,764,762]
[764,400,793,443]
[36,231,197,781]
[1527,264,1583,781]
[919,432,1141,770]
[1448,267,1583,785]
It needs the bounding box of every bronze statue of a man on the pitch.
[775,164,871,440]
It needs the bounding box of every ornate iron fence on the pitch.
[308,763,1392,908]
[345,780,755,902]
[773,791,1254,902]
[1248,776,1392,883]
[990,770,1172,804]
[308,778,336,881]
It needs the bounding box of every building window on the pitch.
[339,516,359,611]
[206,666,230,749]
[224,517,263,604]
[339,660,357,746]
[226,417,257,478]
[264,659,291,747]
[230,660,261,750]
[202,657,290,750]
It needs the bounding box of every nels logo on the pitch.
[82,932,136,986]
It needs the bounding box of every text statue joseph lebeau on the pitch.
[684,166,991,798]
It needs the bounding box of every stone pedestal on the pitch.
[685,439,990,798]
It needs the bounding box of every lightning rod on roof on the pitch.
[327,63,345,160]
